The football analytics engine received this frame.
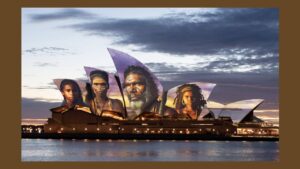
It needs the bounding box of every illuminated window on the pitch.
[84,128,88,131]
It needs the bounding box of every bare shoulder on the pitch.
[110,98,124,106]
[164,106,178,116]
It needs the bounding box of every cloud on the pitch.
[201,56,278,73]
[29,9,97,22]
[22,97,61,118]
[145,54,278,73]
[66,8,278,57]
[22,85,57,90]
[23,47,73,56]
[33,62,57,67]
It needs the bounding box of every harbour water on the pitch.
[22,139,279,161]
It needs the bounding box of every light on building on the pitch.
[84,128,88,131]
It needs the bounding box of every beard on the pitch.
[126,96,146,119]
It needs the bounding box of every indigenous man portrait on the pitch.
[85,70,124,120]
[123,65,177,120]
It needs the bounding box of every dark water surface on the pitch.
[22,139,279,161]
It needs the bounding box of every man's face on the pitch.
[183,91,193,106]
[61,84,75,103]
[92,76,108,95]
[124,73,146,101]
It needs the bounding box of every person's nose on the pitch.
[129,84,137,92]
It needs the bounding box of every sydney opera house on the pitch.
[22,49,279,140]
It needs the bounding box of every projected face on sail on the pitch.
[108,49,167,119]
[166,82,216,120]
[53,79,86,108]
[84,67,124,118]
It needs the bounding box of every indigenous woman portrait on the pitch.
[51,79,87,113]
[173,84,207,120]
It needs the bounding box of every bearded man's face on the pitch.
[124,73,146,101]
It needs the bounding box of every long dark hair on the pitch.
[60,79,83,106]
[173,84,206,116]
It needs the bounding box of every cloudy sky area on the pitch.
[22,8,279,122]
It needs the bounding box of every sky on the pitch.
[21,8,279,123]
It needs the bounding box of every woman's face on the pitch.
[62,84,74,103]
[182,91,193,106]
[61,83,81,104]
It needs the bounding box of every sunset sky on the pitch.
[21,8,279,123]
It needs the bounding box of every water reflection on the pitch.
[22,139,279,161]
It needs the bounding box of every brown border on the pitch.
[3,0,298,168]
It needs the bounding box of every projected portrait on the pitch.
[52,79,89,113]
[123,65,177,119]
[173,84,206,120]
[59,79,84,107]
[85,69,124,118]
[166,82,216,120]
